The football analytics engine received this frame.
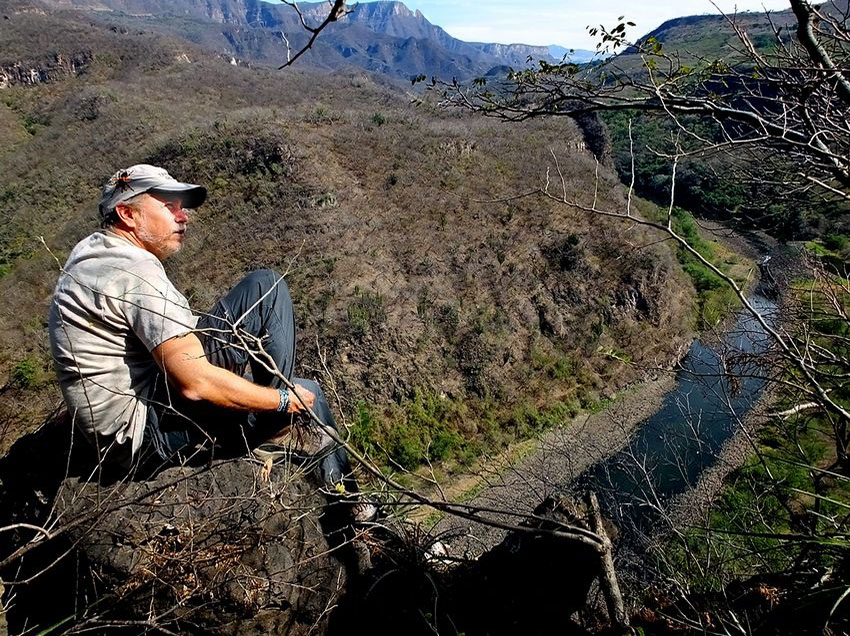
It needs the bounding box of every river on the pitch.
[574,293,778,533]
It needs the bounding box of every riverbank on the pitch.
[649,221,778,531]
[414,372,677,557]
[663,239,806,533]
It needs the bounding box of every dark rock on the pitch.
[0,416,347,635]
[334,495,600,636]
[61,460,343,634]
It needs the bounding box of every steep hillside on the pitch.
[610,8,799,77]
[0,8,695,464]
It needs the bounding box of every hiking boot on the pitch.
[253,422,335,464]
[350,499,381,524]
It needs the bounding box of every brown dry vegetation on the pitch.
[0,8,696,464]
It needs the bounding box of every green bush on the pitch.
[11,357,39,389]
[346,287,386,338]
[348,392,472,470]
[823,233,848,251]
[667,208,741,324]
[349,401,379,457]
[508,400,580,438]
[530,348,577,380]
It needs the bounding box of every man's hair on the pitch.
[100,193,144,229]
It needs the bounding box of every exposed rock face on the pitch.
[0,51,92,88]
[56,460,345,635]
[29,0,558,79]
[0,418,349,636]
[470,42,555,67]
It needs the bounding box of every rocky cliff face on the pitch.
[470,42,555,67]
[0,51,92,88]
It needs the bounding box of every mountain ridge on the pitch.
[17,0,572,79]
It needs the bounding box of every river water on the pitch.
[574,293,778,532]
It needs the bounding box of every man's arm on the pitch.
[152,332,315,413]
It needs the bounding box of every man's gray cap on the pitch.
[99,164,207,218]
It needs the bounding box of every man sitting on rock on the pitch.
[48,164,377,523]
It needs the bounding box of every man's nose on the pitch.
[173,205,189,223]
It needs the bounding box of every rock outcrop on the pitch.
[1,417,611,635]
[332,496,602,636]
[0,51,92,89]
[0,417,352,635]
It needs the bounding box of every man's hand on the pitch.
[288,383,316,414]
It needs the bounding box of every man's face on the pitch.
[130,192,188,260]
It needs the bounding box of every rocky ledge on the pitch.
[0,415,611,635]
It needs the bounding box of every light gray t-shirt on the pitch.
[48,231,198,459]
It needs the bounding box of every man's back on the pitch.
[49,230,197,459]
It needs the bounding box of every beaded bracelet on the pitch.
[276,387,290,413]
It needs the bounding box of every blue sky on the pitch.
[271,0,792,49]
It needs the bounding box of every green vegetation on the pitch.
[306,104,341,125]
[350,392,470,470]
[805,233,850,269]
[646,206,741,326]
[347,378,618,475]
[10,357,40,389]
[530,347,577,381]
[670,209,739,326]
[346,287,386,338]
[666,412,846,593]
[602,109,846,240]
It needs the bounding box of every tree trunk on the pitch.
[585,492,633,635]
[0,579,7,636]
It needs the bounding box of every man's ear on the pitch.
[114,201,138,228]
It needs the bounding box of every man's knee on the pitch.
[241,269,290,298]
[293,377,323,401]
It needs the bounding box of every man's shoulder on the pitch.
[69,231,160,265]
[65,232,165,282]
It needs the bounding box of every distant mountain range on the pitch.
[16,0,602,80]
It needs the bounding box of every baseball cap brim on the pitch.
[148,184,207,209]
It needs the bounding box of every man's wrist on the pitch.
[276,387,290,412]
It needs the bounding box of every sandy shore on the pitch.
[429,372,677,557]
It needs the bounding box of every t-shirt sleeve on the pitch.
[115,260,198,351]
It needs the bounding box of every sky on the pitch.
[271,0,793,49]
